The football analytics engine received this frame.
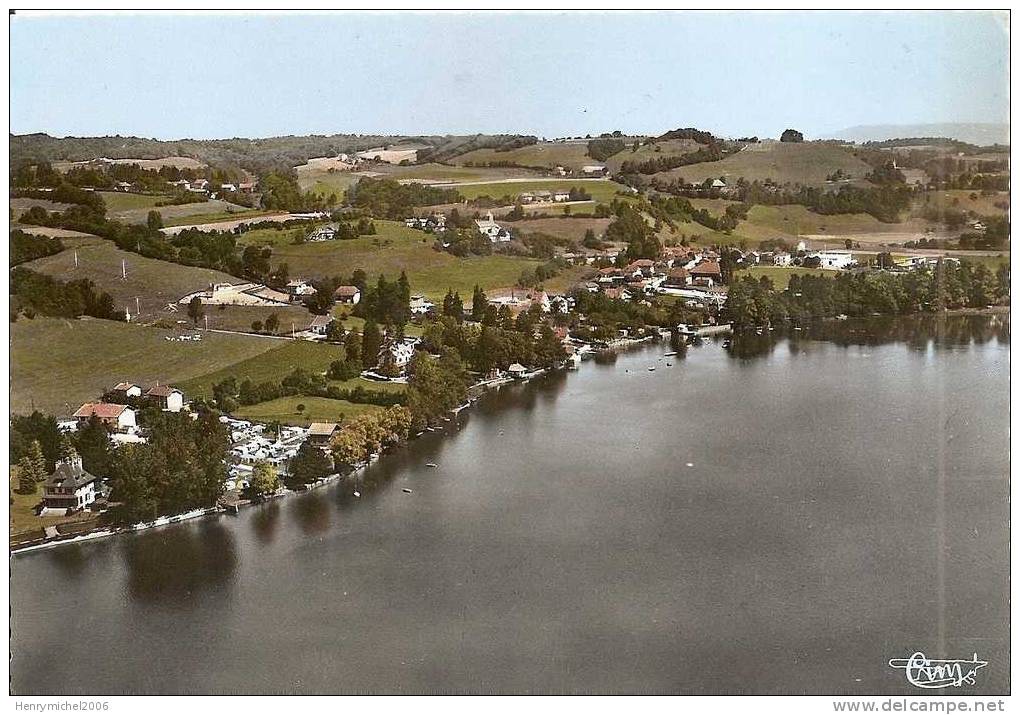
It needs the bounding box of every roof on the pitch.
[113,382,139,391]
[334,285,360,297]
[307,422,339,437]
[146,384,181,398]
[309,315,331,328]
[46,458,96,491]
[508,363,527,371]
[73,402,130,419]
[690,260,722,277]
[668,267,689,279]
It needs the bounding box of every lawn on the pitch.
[179,339,349,397]
[743,205,920,237]
[9,471,100,543]
[510,217,612,242]
[541,265,596,293]
[450,179,629,204]
[23,238,238,323]
[234,395,384,427]
[742,266,830,290]
[658,142,874,187]
[161,208,270,227]
[11,317,279,415]
[111,198,262,226]
[201,304,314,333]
[604,138,700,172]
[257,220,541,300]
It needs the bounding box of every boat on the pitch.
[566,353,582,370]
[648,366,656,372]
[402,488,413,494]
[664,351,677,357]
[353,490,361,498]
[666,362,672,367]
[426,462,438,468]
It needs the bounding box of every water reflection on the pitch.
[727,314,1010,360]
[292,492,331,535]
[250,501,281,545]
[122,520,237,606]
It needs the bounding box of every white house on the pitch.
[508,363,528,379]
[307,315,332,336]
[772,251,792,267]
[552,190,571,202]
[582,164,608,176]
[409,294,435,315]
[309,224,338,242]
[475,212,512,243]
[286,279,316,298]
[73,403,137,432]
[334,285,361,304]
[812,250,856,270]
[112,382,143,399]
[382,337,420,370]
[41,455,98,514]
[146,384,185,412]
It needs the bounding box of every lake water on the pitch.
[10,315,1010,695]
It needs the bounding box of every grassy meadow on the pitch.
[10,317,279,415]
[658,142,873,186]
[233,395,383,427]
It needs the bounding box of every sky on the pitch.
[9,11,1010,141]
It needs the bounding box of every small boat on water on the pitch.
[664,351,677,357]
[426,463,438,468]
[648,366,656,372]
[666,362,672,367]
[402,488,413,494]
[353,491,361,498]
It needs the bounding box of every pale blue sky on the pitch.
[10,11,1009,140]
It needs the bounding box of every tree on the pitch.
[471,285,488,322]
[146,210,163,230]
[290,441,334,483]
[296,403,306,415]
[187,296,204,326]
[780,129,804,143]
[264,312,280,334]
[361,320,382,369]
[75,416,113,477]
[18,440,47,490]
[251,320,263,333]
[245,461,280,500]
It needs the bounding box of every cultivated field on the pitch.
[23,238,238,322]
[451,142,592,171]
[99,191,261,225]
[440,179,629,204]
[10,224,99,239]
[742,266,830,290]
[179,340,348,397]
[233,396,384,427]
[200,304,314,334]
[657,142,873,186]
[52,156,206,172]
[10,317,278,415]
[918,190,1010,217]
[241,220,542,300]
[604,138,701,172]
[509,217,613,242]
[11,197,72,218]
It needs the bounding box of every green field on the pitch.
[201,304,314,333]
[918,190,1010,217]
[179,339,348,397]
[742,205,916,237]
[450,179,628,204]
[451,142,592,171]
[233,395,383,426]
[23,238,238,323]
[658,142,874,187]
[11,317,279,415]
[604,138,700,172]
[97,191,165,212]
[161,208,269,227]
[244,220,541,300]
[510,217,612,242]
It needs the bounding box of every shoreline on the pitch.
[10,338,658,556]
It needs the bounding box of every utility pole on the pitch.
[121,259,127,280]
[73,250,78,269]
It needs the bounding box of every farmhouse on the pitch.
[146,384,185,412]
[475,212,512,243]
[689,260,722,287]
[582,164,608,176]
[112,382,142,399]
[286,279,316,298]
[41,455,98,514]
[307,315,332,336]
[382,337,420,369]
[664,267,690,288]
[308,224,339,242]
[73,403,137,432]
[307,422,339,447]
[409,294,435,315]
[180,282,291,307]
[333,285,362,304]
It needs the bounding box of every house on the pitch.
[306,422,339,447]
[381,337,419,370]
[308,224,338,242]
[475,212,512,243]
[188,178,210,193]
[582,164,608,176]
[114,181,134,192]
[112,382,143,399]
[772,251,792,267]
[334,285,361,304]
[409,294,435,315]
[710,178,727,189]
[286,279,316,298]
[308,315,332,336]
[689,260,722,287]
[73,403,137,432]
[811,250,856,270]
[552,190,571,202]
[625,259,655,278]
[237,181,257,193]
[146,384,185,412]
[663,267,690,288]
[180,282,291,307]
[220,183,237,192]
[508,363,528,379]
[41,455,98,514]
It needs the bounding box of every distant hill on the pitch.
[830,123,1009,147]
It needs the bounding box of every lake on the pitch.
[10,314,1010,695]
